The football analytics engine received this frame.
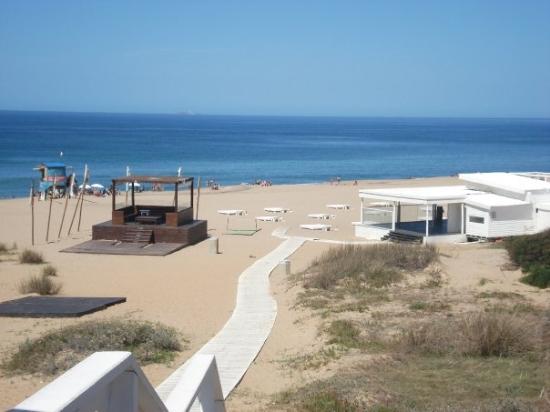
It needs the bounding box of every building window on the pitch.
[490,211,496,219]
[469,216,484,224]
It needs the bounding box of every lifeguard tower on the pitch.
[34,162,69,198]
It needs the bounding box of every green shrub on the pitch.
[505,230,550,269]
[19,249,44,264]
[0,242,7,253]
[18,274,61,295]
[520,264,550,289]
[505,230,550,289]
[3,319,184,375]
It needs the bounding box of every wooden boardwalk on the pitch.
[156,237,305,401]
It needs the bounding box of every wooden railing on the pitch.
[10,352,225,412]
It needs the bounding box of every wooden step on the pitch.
[388,230,423,244]
[121,227,153,244]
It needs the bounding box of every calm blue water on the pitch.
[1,111,549,198]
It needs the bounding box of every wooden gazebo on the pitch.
[92,175,207,247]
[110,176,194,226]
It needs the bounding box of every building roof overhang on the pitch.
[359,185,482,205]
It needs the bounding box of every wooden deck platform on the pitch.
[61,240,188,256]
[92,219,207,245]
[0,296,126,317]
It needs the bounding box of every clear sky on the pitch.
[1,1,549,117]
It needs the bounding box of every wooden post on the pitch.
[391,202,396,231]
[57,174,73,240]
[131,180,135,212]
[190,177,194,210]
[112,179,116,211]
[30,182,35,246]
[77,164,88,231]
[45,177,56,242]
[174,182,178,211]
[68,165,86,235]
[195,177,201,220]
[425,203,430,238]
[125,166,130,206]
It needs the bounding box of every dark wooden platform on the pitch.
[0,296,126,318]
[92,219,207,245]
[61,240,188,256]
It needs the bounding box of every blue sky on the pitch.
[0,1,549,117]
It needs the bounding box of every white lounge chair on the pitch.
[264,207,292,213]
[307,213,333,220]
[300,224,332,231]
[256,215,282,222]
[217,209,247,216]
[326,204,351,210]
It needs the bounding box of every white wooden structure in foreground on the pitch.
[11,351,224,412]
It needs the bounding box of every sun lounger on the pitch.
[217,209,247,216]
[255,216,283,222]
[307,213,333,220]
[326,204,351,210]
[300,224,332,231]
[264,207,292,213]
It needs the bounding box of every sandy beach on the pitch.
[1,175,548,410]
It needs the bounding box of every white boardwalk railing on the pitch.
[10,352,225,412]
[11,351,168,412]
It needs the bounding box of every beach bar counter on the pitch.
[92,176,207,246]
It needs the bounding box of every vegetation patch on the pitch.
[41,264,58,277]
[402,312,539,357]
[0,242,17,254]
[19,249,45,264]
[18,274,61,295]
[408,300,450,312]
[296,244,437,312]
[2,319,184,375]
[505,230,550,288]
[326,320,363,349]
[520,264,550,289]
[278,347,344,370]
[476,291,525,300]
[273,355,547,411]
[303,244,437,291]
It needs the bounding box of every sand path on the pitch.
[156,236,305,401]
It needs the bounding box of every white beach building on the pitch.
[354,172,550,244]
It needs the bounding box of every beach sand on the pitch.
[4,175,543,409]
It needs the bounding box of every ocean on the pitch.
[1,110,549,198]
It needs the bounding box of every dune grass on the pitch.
[18,274,61,295]
[402,311,539,357]
[274,311,547,411]
[274,354,545,411]
[2,319,184,375]
[41,264,58,277]
[19,249,44,264]
[303,244,437,291]
[0,242,17,253]
[296,244,438,313]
